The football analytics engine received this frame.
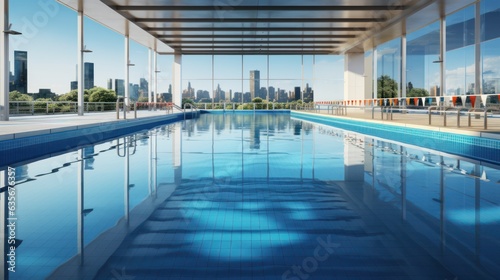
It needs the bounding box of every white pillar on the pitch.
[148,48,152,103]
[344,53,365,101]
[173,53,182,106]
[474,1,482,103]
[373,49,378,99]
[153,51,157,103]
[124,35,130,106]
[401,34,407,99]
[440,18,446,98]
[0,0,9,121]
[77,0,84,115]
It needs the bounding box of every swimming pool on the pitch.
[2,112,499,279]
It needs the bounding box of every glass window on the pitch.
[365,50,374,99]
[446,6,475,96]
[481,0,500,95]
[314,55,344,101]
[407,21,441,99]
[214,55,242,80]
[376,38,401,98]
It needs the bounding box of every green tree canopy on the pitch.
[137,96,149,102]
[377,75,399,98]
[252,97,263,103]
[9,91,33,101]
[182,98,195,108]
[88,87,117,102]
[58,89,89,102]
[407,88,429,97]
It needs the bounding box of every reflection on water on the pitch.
[1,113,499,279]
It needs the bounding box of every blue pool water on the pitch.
[2,112,500,279]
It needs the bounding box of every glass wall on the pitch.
[407,22,441,101]
[376,38,401,99]
[181,55,344,104]
[481,0,500,96]
[446,5,476,96]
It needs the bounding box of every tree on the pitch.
[252,97,263,103]
[58,89,89,102]
[182,98,195,108]
[407,88,429,97]
[9,91,33,101]
[377,75,398,98]
[137,96,149,102]
[88,87,117,102]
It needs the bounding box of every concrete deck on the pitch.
[0,110,181,141]
[312,107,500,140]
[1,108,500,142]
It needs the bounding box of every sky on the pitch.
[8,0,345,101]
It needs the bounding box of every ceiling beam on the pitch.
[170,45,336,49]
[135,18,385,23]
[114,5,406,11]
[148,27,368,32]
[162,40,346,45]
[177,50,336,55]
[156,34,357,39]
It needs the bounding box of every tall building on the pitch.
[84,62,94,89]
[294,86,301,101]
[70,81,78,91]
[107,79,113,90]
[268,86,276,101]
[140,78,148,98]
[115,79,125,97]
[250,70,260,100]
[13,51,28,94]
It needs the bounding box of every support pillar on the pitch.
[440,17,446,101]
[0,0,9,121]
[474,1,482,102]
[173,53,182,106]
[148,49,152,103]
[344,53,365,101]
[401,32,407,99]
[77,0,84,116]
[153,51,157,104]
[124,35,130,106]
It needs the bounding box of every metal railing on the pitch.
[314,103,500,130]
[192,102,299,110]
[8,101,119,115]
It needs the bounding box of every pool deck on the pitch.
[298,108,500,140]
[1,108,500,142]
[0,110,183,141]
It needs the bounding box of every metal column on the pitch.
[0,0,9,121]
[77,0,84,116]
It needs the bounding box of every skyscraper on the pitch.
[14,51,28,94]
[115,79,125,96]
[294,87,301,101]
[107,79,113,90]
[250,70,260,100]
[84,62,94,89]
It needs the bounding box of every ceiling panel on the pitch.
[57,0,452,54]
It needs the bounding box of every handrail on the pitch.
[428,106,438,125]
[468,108,490,129]
[442,107,469,127]
[183,103,199,120]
